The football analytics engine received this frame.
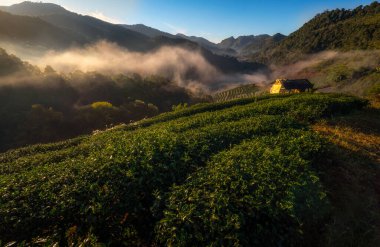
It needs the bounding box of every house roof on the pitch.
[281,79,313,90]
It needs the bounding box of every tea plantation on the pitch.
[0,93,373,246]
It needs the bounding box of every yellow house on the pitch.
[270,79,313,94]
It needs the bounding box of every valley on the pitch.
[0,1,379,246]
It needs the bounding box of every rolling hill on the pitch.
[0,93,378,246]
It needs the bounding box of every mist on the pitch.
[15,41,267,93]
[3,40,377,95]
[270,51,339,79]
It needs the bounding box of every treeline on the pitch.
[252,1,380,64]
[0,49,209,151]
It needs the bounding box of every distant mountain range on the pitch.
[219,34,286,56]
[0,1,267,75]
[1,1,273,58]
[1,1,379,75]
[121,24,286,57]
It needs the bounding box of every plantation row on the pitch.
[0,93,368,246]
[156,130,329,246]
[213,84,260,102]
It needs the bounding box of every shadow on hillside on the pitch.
[330,107,380,135]
[312,105,380,247]
[317,141,380,247]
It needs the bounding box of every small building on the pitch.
[270,79,313,94]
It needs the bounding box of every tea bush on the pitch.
[0,93,367,245]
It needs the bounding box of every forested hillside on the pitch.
[253,1,380,64]
[0,48,207,152]
[219,33,286,56]
[1,94,379,246]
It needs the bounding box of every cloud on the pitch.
[24,41,267,93]
[88,11,121,24]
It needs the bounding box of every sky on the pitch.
[2,0,376,42]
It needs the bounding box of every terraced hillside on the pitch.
[213,84,260,102]
[0,94,378,246]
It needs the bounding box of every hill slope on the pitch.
[0,47,33,76]
[219,33,286,55]
[121,24,175,39]
[1,93,378,246]
[0,2,267,75]
[253,1,380,64]
[0,10,88,49]
[0,2,154,52]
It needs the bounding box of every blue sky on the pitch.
[3,0,376,42]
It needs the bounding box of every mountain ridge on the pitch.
[251,1,380,64]
[0,2,267,75]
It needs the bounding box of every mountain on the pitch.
[0,2,266,75]
[149,36,268,75]
[0,1,154,52]
[122,24,175,38]
[241,33,287,54]
[219,35,261,51]
[121,25,235,55]
[0,10,88,49]
[252,1,380,64]
[118,13,286,59]
[175,33,221,52]
[176,33,287,57]
[219,34,286,56]
[0,1,67,16]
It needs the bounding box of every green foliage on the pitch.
[367,82,380,101]
[91,101,114,109]
[0,64,204,151]
[0,94,367,245]
[253,2,380,64]
[213,84,260,102]
[172,103,188,111]
[156,131,329,246]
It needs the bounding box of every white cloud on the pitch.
[88,11,121,24]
